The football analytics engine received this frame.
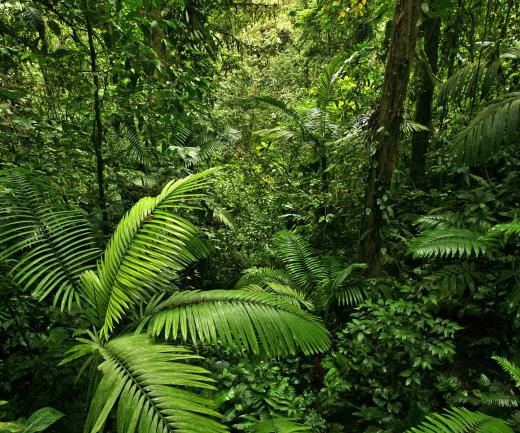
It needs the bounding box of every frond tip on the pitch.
[146,290,330,356]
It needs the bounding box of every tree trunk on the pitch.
[360,0,422,276]
[410,17,441,188]
[84,6,108,235]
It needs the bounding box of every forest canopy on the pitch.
[1,0,520,433]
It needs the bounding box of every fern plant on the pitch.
[235,230,368,314]
[0,168,331,433]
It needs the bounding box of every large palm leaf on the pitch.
[66,334,227,433]
[87,168,217,338]
[144,290,330,356]
[0,169,100,311]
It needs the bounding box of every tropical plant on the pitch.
[235,230,368,315]
[0,168,330,433]
[0,402,64,433]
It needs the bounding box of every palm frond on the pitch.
[325,263,368,308]
[402,119,429,134]
[438,61,498,105]
[316,56,345,111]
[80,334,226,433]
[455,92,520,165]
[89,168,217,338]
[493,356,520,389]
[252,96,307,141]
[273,231,326,292]
[248,417,310,433]
[241,282,313,309]
[234,267,293,290]
[146,290,330,356]
[0,169,100,311]
[438,45,520,105]
[409,228,489,259]
[407,407,513,433]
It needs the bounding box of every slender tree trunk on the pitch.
[410,17,441,188]
[360,0,422,276]
[84,7,108,235]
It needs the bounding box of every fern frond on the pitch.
[486,221,520,241]
[273,231,326,292]
[409,228,489,259]
[248,417,310,433]
[455,92,520,165]
[480,393,519,408]
[146,290,330,356]
[82,334,226,433]
[0,169,100,311]
[493,356,520,389]
[415,214,466,230]
[407,407,513,433]
[91,168,218,338]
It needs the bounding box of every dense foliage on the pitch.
[1,0,520,432]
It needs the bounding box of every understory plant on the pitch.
[0,168,330,433]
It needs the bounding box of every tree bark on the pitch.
[360,0,422,276]
[410,17,441,188]
[84,6,108,235]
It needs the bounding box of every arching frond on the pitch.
[408,228,489,259]
[324,263,368,308]
[438,45,520,105]
[402,119,429,134]
[407,407,513,433]
[0,169,100,311]
[273,231,326,291]
[486,220,520,240]
[480,393,519,408]
[89,168,218,338]
[455,93,520,165]
[81,334,226,433]
[438,61,498,105]
[252,96,307,141]
[234,267,293,290]
[211,206,236,230]
[493,356,520,389]
[248,417,310,433]
[415,214,466,230]
[316,56,345,111]
[241,282,313,309]
[146,290,330,356]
